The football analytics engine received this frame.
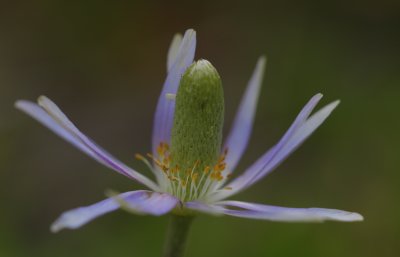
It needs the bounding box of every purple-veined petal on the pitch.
[214,201,363,222]
[51,190,179,232]
[15,97,159,191]
[152,29,196,155]
[223,56,266,175]
[167,33,183,72]
[212,94,339,201]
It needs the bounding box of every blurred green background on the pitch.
[1,0,399,256]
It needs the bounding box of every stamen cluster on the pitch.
[136,142,230,201]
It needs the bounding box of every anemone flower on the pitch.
[15,29,362,257]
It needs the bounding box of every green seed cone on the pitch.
[170,59,224,174]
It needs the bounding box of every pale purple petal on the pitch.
[212,94,340,201]
[214,94,323,198]
[119,190,180,216]
[167,33,183,72]
[214,201,363,222]
[223,56,266,175]
[250,100,340,183]
[185,201,225,216]
[51,190,179,232]
[152,29,196,155]
[276,100,340,163]
[15,97,159,191]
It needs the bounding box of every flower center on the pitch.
[136,142,231,201]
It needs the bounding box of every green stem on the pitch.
[162,214,194,257]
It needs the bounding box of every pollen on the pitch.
[136,142,230,201]
[134,153,145,161]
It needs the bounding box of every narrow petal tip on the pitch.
[50,224,60,233]
[322,99,341,116]
[37,95,56,110]
[37,95,48,103]
[14,100,27,109]
[314,92,324,100]
[167,33,183,71]
[50,210,84,233]
[14,99,40,115]
[258,55,267,66]
[50,221,63,233]
[255,55,267,77]
[331,99,341,108]
[310,208,364,222]
[353,213,364,221]
[184,28,196,37]
[346,212,364,222]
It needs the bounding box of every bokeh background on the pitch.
[1,1,399,256]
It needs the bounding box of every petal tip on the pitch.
[332,99,341,107]
[183,29,196,41]
[37,95,51,106]
[258,55,267,66]
[185,28,196,34]
[257,56,267,73]
[344,212,364,222]
[50,223,62,233]
[324,99,341,114]
[50,216,69,233]
[14,100,37,113]
[49,212,77,233]
[315,93,324,99]
[14,100,26,109]
[311,208,364,222]
[172,33,183,40]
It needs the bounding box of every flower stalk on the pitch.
[162,214,194,257]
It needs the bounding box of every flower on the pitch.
[15,29,363,233]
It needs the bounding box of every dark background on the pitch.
[1,1,399,256]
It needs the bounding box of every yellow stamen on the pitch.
[134,153,145,160]
[136,142,230,201]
